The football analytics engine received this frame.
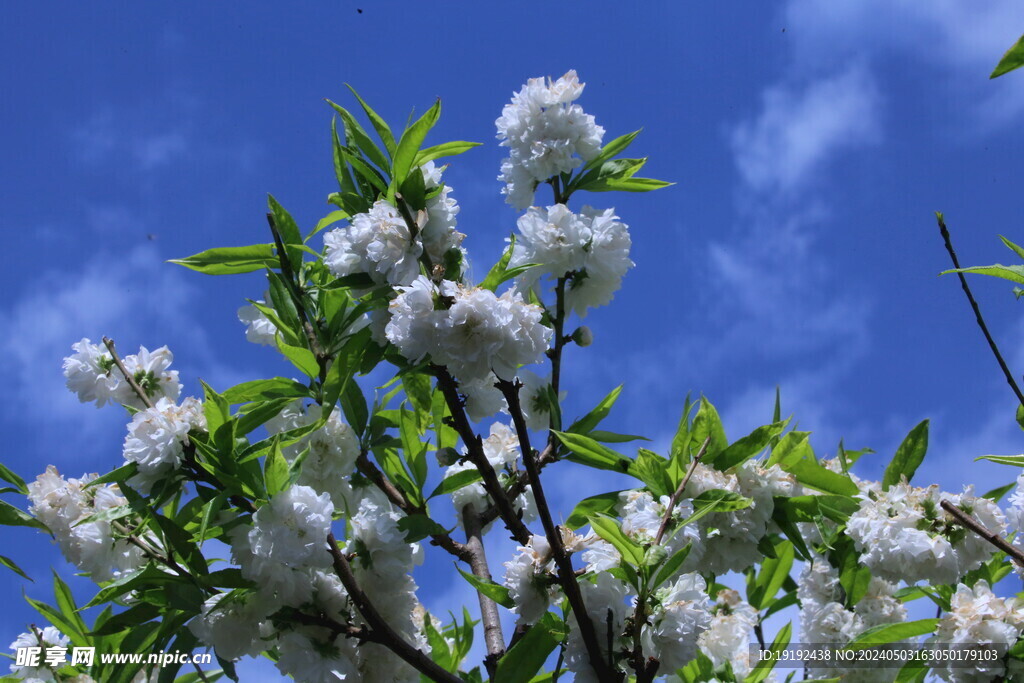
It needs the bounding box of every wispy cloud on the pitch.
[730,64,881,195]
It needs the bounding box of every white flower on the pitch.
[496,71,605,209]
[122,396,205,493]
[564,572,631,681]
[62,340,180,409]
[249,485,334,571]
[189,592,267,660]
[348,495,421,580]
[517,369,556,432]
[699,589,759,677]
[324,200,422,287]
[504,535,558,624]
[9,626,69,681]
[928,581,1024,682]
[237,300,278,346]
[27,466,145,582]
[511,204,590,283]
[275,629,359,682]
[847,483,1005,584]
[63,338,118,406]
[459,373,507,422]
[420,162,465,267]
[265,402,361,511]
[386,277,552,383]
[563,207,634,316]
[644,573,713,672]
[443,423,534,527]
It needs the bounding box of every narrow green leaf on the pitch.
[0,500,46,530]
[991,33,1024,78]
[413,141,481,166]
[480,236,517,292]
[745,622,792,683]
[264,438,289,497]
[942,264,1024,286]
[679,489,753,528]
[844,619,940,649]
[568,385,622,435]
[326,100,391,174]
[0,554,32,581]
[711,420,789,470]
[456,567,514,608]
[494,612,567,683]
[221,378,311,404]
[652,543,693,588]
[391,99,442,194]
[748,541,795,610]
[581,129,641,172]
[588,514,644,565]
[976,454,1024,467]
[565,491,622,530]
[0,462,27,494]
[429,470,483,499]
[882,419,929,490]
[169,244,277,275]
[345,84,397,156]
[276,340,319,379]
[553,431,633,474]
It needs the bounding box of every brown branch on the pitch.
[936,213,1024,408]
[101,337,155,410]
[435,368,532,545]
[653,436,711,546]
[498,378,620,683]
[325,532,464,683]
[479,444,558,528]
[463,504,505,678]
[940,500,1024,568]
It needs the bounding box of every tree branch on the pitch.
[498,378,621,683]
[936,213,1024,408]
[653,436,710,546]
[101,337,155,410]
[463,504,505,678]
[434,367,532,545]
[940,500,1024,568]
[325,532,464,683]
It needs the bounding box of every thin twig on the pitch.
[325,532,464,683]
[653,436,711,546]
[102,337,155,410]
[940,500,1024,568]
[463,504,505,678]
[936,213,1024,408]
[499,378,620,683]
[435,368,532,545]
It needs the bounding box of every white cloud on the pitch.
[730,64,881,194]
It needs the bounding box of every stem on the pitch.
[940,500,1024,567]
[101,337,154,410]
[325,532,463,683]
[463,504,505,679]
[653,436,711,546]
[435,368,532,545]
[499,379,620,683]
[936,214,1024,408]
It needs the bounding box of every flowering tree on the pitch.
[5,71,1024,683]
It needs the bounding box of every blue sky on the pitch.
[3,1,1024,678]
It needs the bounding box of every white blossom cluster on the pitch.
[928,581,1024,682]
[63,339,180,409]
[459,368,557,430]
[683,461,795,575]
[503,533,566,625]
[564,572,631,683]
[495,70,604,209]
[122,396,205,493]
[511,204,634,316]
[846,482,1005,585]
[385,276,551,382]
[264,401,361,511]
[697,589,762,678]
[8,626,69,681]
[643,573,714,673]
[27,466,146,582]
[324,163,464,288]
[443,422,536,526]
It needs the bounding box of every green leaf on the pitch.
[0,554,31,581]
[745,622,792,683]
[587,514,644,565]
[783,458,859,496]
[983,481,1016,502]
[326,100,391,174]
[690,397,728,462]
[263,438,289,497]
[893,657,928,683]
[882,419,929,490]
[634,449,673,498]
[307,209,349,241]
[976,454,1024,467]
[402,374,433,416]
[0,462,27,494]
[429,470,484,499]
[991,33,1024,78]
[397,514,450,543]
[52,571,88,639]
[586,430,649,443]
[0,500,45,529]
[679,489,753,528]
[340,377,368,437]
[456,567,514,608]
[844,619,940,649]
[748,541,795,610]
[391,99,442,195]
[581,129,641,172]
[582,176,673,193]
[399,406,428,488]
[1001,234,1024,260]
[480,235,517,292]
[568,385,622,435]
[323,349,359,418]
[345,84,397,156]
[711,420,789,470]
[221,378,311,404]
[494,612,567,683]
[169,244,277,275]
[553,431,633,474]
[652,543,693,588]
[276,340,319,379]
[942,263,1024,286]
[413,141,481,166]
[767,431,812,468]
[565,491,622,530]
[267,194,304,267]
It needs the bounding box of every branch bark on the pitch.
[463,504,505,678]
[940,500,1024,568]
[498,378,621,683]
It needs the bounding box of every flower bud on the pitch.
[643,544,668,567]
[571,326,593,347]
[436,447,460,467]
